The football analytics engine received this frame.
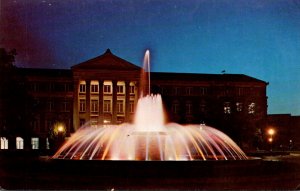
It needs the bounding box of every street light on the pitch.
[268,129,275,136]
[267,128,275,151]
[57,125,64,133]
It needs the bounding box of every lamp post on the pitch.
[267,128,275,151]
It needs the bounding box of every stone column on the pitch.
[86,80,91,122]
[125,81,131,122]
[73,80,79,131]
[112,80,118,124]
[98,80,104,124]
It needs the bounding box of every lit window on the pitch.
[130,85,135,94]
[104,85,111,93]
[236,102,243,112]
[31,138,39,149]
[91,99,99,112]
[0,137,8,149]
[117,100,124,113]
[117,85,124,94]
[16,137,24,149]
[91,84,98,93]
[224,102,231,114]
[103,81,112,94]
[248,102,255,114]
[79,81,86,93]
[46,138,50,150]
[91,81,99,93]
[104,100,111,113]
[129,100,135,113]
[79,99,86,112]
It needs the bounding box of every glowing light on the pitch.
[268,137,273,143]
[268,128,275,136]
[58,126,64,132]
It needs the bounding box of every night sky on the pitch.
[1,0,300,115]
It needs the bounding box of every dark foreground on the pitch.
[1,152,300,190]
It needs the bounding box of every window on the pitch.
[199,87,207,95]
[91,81,99,93]
[248,102,255,114]
[200,103,206,113]
[172,103,180,114]
[117,100,124,113]
[31,138,39,149]
[130,85,135,94]
[185,87,193,95]
[79,81,86,93]
[186,103,192,115]
[66,83,73,92]
[46,138,50,150]
[104,100,111,113]
[236,102,243,112]
[117,85,124,94]
[16,137,24,149]
[79,99,86,112]
[0,137,8,149]
[91,84,98,93]
[129,101,135,113]
[224,102,231,114]
[104,85,111,93]
[238,88,244,96]
[47,101,54,112]
[62,101,70,112]
[173,87,179,95]
[91,99,99,112]
[30,83,38,92]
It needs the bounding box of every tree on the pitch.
[0,48,33,150]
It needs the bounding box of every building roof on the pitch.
[71,49,141,71]
[151,72,267,84]
[16,50,267,85]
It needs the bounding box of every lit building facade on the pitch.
[0,49,269,152]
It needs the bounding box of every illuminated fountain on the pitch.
[53,50,247,161]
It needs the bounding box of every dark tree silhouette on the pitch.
[0,48,33,150]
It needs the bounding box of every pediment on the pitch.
[72,49,141,71]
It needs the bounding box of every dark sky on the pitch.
[1,0,300,115]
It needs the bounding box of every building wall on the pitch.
[0,51,269,152]
[151,75,267,150]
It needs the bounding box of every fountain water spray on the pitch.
[53,50,247,161]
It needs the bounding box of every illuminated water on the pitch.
[53,50,247,161]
